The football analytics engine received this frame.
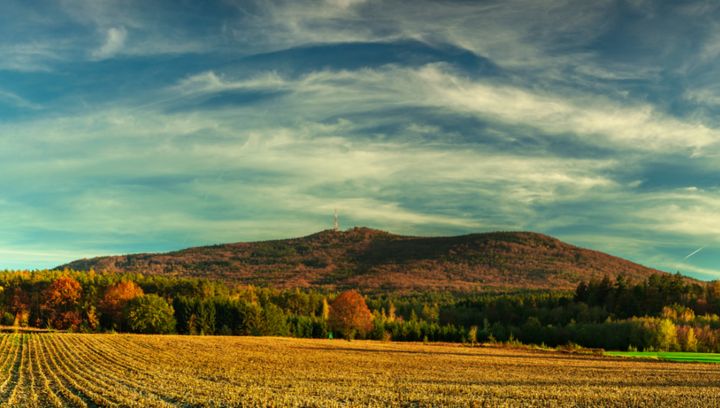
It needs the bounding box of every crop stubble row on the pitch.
[0,333,716,406]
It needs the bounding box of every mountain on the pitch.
[58,228,672,292]
[56,228,676,291]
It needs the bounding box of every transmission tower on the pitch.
[333,209,340,231]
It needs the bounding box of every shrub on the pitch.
[1,312,14,326]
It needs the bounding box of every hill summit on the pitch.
[58,228,669,291]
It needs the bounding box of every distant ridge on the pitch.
[57,228,675,292]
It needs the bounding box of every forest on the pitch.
[1,269,720,352]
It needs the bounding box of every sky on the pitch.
[2,0,720,278]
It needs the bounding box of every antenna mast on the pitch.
[333,208,340,231]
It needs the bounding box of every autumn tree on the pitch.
[99,281,144,330]
[321,297,330,320]
[85,306,99,331]
[42,276,83,330]
[677,326,698,352]
[387,301,396,322]
[328,290,373,340]
[9,287,29,327]
[468,325,479,345]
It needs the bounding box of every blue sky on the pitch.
[2,0,720,279]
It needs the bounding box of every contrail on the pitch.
[683,247,705,260]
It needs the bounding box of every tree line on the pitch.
[3,269,720,351]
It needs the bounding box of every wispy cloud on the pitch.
[172,65,720,155]
[0,89,39,110]
[173,71,287,95]
[91,26,127,59]
[0,96,616,263]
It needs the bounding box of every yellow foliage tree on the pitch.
[99,281,144,330]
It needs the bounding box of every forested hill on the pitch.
[58,228,674,292]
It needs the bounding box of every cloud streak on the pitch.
[684,247,705,260]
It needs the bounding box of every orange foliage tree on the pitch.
[99,281,144,330]
[328,290,373,340]
[42,276,83,330]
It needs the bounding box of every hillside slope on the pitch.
[58,228,671,291]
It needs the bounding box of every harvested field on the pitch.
[0,333,717,407]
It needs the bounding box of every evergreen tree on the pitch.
[125,294,176,334]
